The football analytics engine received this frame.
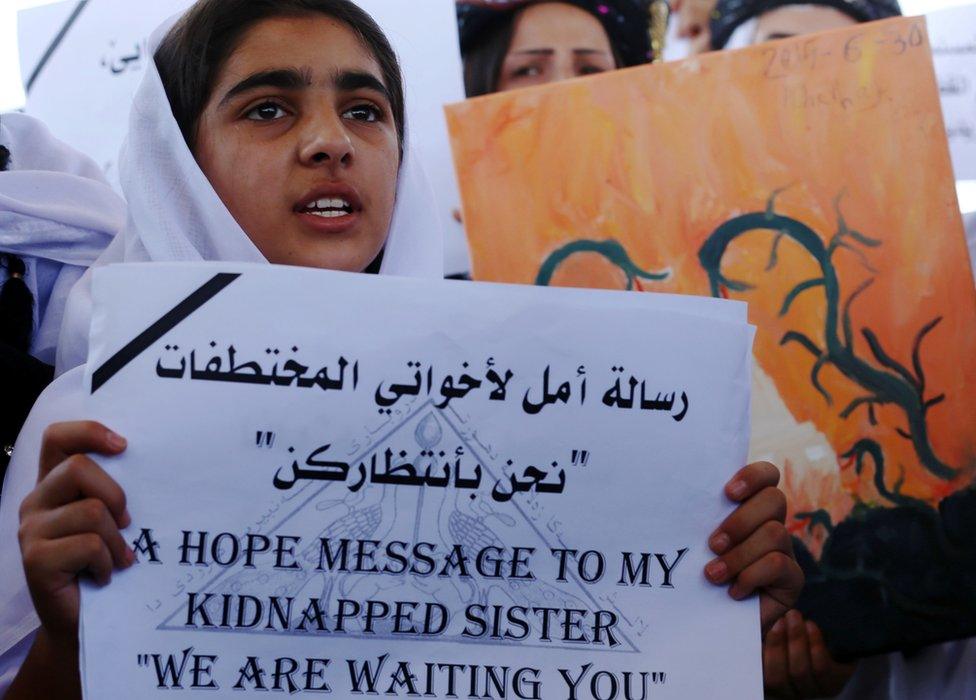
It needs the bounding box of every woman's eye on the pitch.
[244,102,287,121]
[343,104,382,122]
[512,65,542,79]
[578,65,607,76]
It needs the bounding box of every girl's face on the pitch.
[195,15,399,271]
[496,2,616,92]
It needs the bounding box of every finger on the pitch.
[39,421,126,480]
[709,486,787,554]
[808,621,857,693]
[807,621,832,677]
[24,533,115,588]
[730,548,801,599]
[23,455,129,528]
[706,520,791,584]
[32,499,135,568]
[725,461,780,502]
[785,611,819,697]
[762,618,795,697]
[729,552,803,633]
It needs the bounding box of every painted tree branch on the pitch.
[535,240,670,290]
[841,439,930,509]
[698,191,957,481]
[795,508,835,535]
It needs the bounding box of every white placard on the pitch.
[17,0,471,274]
[78,263,760,698]
[928,4,976,180]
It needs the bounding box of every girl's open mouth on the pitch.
[294,185,363,233]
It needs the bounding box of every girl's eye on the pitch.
[578,65,607,76]
[343,104,382,122]
[244,102,287,121]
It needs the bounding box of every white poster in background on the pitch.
[17,0,472,274]
[79,263,759,698]
[927,4,976,180]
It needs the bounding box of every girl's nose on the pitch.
[298,112,354,167]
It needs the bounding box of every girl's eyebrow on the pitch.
[218,67,389,106]
[218,67,313,106]
[334,70,390,101]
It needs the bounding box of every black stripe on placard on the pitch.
[91,272,241,394]
[25,0,90,94]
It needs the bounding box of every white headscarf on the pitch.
[0,11,442,687]
[0,114,125,365]
[55,16,443,375]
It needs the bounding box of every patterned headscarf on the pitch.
[457,0,656,67]
[710,0,902,49]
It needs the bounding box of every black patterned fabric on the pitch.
[0,148,53,490]
[457,0,656,67]
[710,0,902,49]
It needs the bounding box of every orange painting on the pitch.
[447,17,976,656]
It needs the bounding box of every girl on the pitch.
[0,1,800,696]
[457,0,654,97]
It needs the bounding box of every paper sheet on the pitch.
[78,263,759,698]
[927,3,976,180]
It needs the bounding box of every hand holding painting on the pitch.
[707,462,802,635]
[763,610,857,699]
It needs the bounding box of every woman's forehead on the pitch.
[509,3,613,52]
[754,5,858,39]
[218,14,384,87]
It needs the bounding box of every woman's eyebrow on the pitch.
[512,48,554,56]
[218,67,313,106]
[512,48,608,56]
[334,70,390,101]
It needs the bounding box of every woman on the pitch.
[457,0,654,97]
[0,115,125,471]
[0,114,125,370]
[708,0,902,51]
[449,0,655,272]
[0,1,800,696]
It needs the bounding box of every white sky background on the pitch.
[5,0,970,112]
[1,0,55,111]
[2,0,974,211]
